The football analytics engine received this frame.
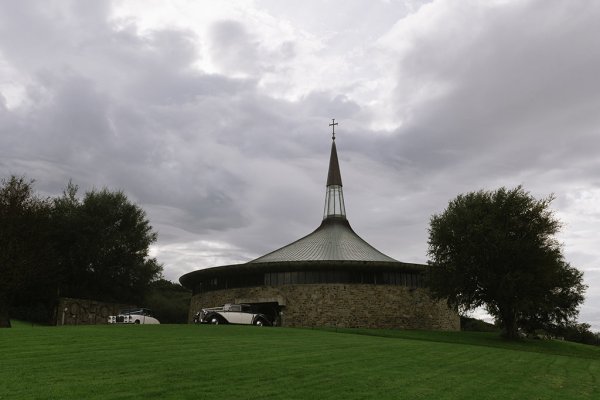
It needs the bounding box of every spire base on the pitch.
[323,184,346,220]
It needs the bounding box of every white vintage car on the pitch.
[108,308,160,325]
[194,303,273,326]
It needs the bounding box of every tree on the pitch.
[427,186,586,339]
[50,181,85,301]
[1,177,163,327]
[0,177,55,328]
[144,279,191,323]
[52,186,163,304]
[552,322,600,346]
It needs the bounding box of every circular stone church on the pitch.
[180,124,459,330]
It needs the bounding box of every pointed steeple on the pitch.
[326,141,343,186]
[246,118,398,264]
[323,119,346,220]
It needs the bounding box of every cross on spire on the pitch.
[329,118,338,140]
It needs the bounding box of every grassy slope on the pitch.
[1,324,598,400]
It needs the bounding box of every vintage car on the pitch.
[194,303,274,326]
[108,308,160,325]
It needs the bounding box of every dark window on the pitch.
[298,271,306,284]
[197,269,426,292]
[326,271,334,283]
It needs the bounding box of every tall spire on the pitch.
[326,141,343,186]
[323,119,346,220]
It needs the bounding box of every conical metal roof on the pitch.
[179,122,408,291]
[249,218,397,263]
[250,126,397,263]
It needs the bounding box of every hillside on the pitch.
[1,324,598,399]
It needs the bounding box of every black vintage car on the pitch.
[193,303,274,326]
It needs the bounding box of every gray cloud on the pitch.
[386,0,600,178]
[1,0,599,329]
[208,20,261,75]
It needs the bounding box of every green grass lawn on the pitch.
[1,324,598,399]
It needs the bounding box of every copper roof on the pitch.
[250,217,397,263]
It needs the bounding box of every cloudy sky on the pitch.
[1,0,599,328]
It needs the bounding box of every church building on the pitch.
[180,121,459,330]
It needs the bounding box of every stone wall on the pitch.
[54,297,134,326]
[189,284,459,331]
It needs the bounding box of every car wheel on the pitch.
[210,317,219,325]
[254,319,264,327]
[134,320,140,324]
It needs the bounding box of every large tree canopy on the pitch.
[427,186,586,339]
[52,185,163,304]
[0,176,162,327]
[0,177,55,327]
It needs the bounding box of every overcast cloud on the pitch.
[1,0,599,329]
